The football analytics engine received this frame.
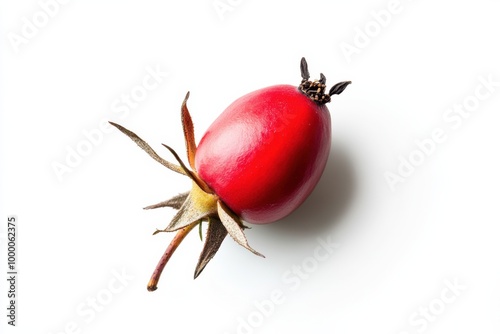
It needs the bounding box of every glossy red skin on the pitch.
[195,85,331,224]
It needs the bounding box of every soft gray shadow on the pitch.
[253,143,357,241]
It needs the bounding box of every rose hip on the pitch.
[109,58,350,290]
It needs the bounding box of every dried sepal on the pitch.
[300,57,310,80]
[194,216,228,278]
[329,81,352,96]
[319,73,326,85]
[143,192,189,210]
[109,121,186,176]
[162,144,213,194]
[217,201,264,258]
[155,192,216,234]
[181,92,197,170]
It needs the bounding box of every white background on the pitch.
[1,1,499,333]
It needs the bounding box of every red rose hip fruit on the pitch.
[109,58,350,291]
[195,84,331,224]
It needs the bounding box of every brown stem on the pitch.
[147,223,197,291]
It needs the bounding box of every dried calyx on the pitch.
[298,57,351,105]
[109,92,263,292]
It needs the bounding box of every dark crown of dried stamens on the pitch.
[298,57,351,105]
